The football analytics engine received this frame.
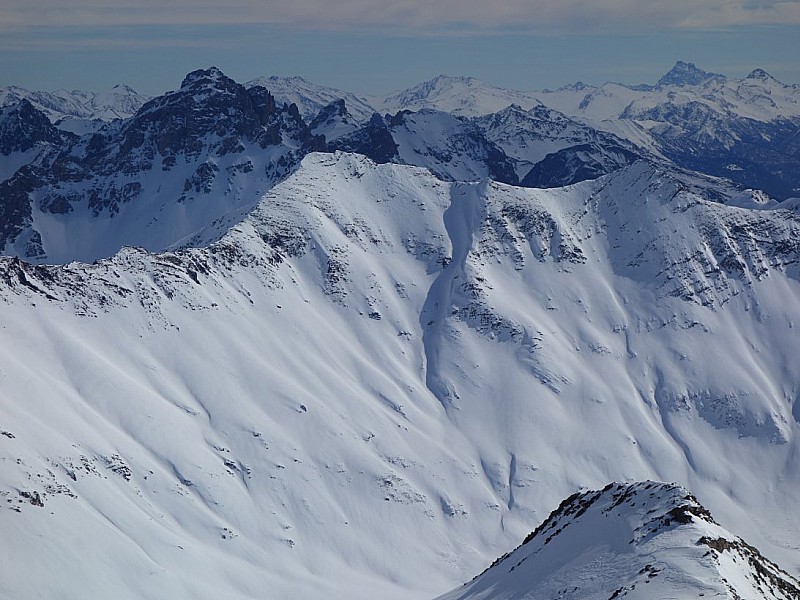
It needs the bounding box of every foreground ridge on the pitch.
[438,481,800,600]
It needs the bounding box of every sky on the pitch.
[1,1,799,96]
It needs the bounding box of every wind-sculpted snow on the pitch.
[1,153,800,599]
[437,481,800,600]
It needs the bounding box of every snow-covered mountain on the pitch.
[330,108,518,184]
[539,61,800,125]
[0,83,149,133]
[536,62,800,198]
[473,103,642,184]
[378,63,800,198]
[246,75,377,123]
[0,67,324,263]
[438,481,800,600]
[309,98,365,141]
[2,152,800,599]
[381,75,539,117]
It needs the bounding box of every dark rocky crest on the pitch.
[657,61,723,88]
[329,113,399,163]
[0,100,67,155]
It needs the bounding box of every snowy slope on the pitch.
[437,482,800,600]
[536,62,800,125]
[1,153,800,599]
[309,99,364,141]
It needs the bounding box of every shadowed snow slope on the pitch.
[1,153,799,599]
[437,481,800,600]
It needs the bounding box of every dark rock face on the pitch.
[521,143,639,188]
[309,99,349,130]
[625,99,800,199]
[328,113,399,163]
[0,165,38,250]
[65,67,323,183]
[657,61,722,88]
[0,100,67,155]
[331,109,518,185]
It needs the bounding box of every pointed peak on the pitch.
[657,61,721,87]
[745,68,776,82]
[496,103,526,114]
[309,98,349,129]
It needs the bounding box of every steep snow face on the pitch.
[437,482,800,600]
[382,75,540,117]
[246,75,377,122]
[1,153,800,599]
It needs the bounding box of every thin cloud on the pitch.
[2,0,800,33]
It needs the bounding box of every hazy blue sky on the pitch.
[2,1,799,95]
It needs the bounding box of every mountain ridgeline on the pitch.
[2,62,799,263]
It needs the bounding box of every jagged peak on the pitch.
[442,480,800,600]
[745,67,777,82]
[657,60,722,87]
[261,74,311,84]
[1,98,53,124]
[109,83,139,93]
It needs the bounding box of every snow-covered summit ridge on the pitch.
[381,74,539,117]
[439,481,800,600]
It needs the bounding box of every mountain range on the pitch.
[1,63,799,599]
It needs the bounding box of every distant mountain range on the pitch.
[2,62,797,263]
